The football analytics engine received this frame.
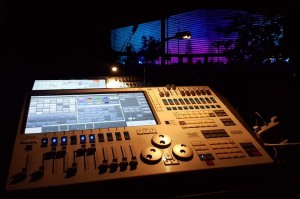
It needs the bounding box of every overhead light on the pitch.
[165,31,192,41]
[174,31,192,39]
[111,66,118,72]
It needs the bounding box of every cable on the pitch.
[254,111,266,126]
[264,143,300,147]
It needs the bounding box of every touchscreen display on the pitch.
[24,92,156,134]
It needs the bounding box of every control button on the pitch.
[115,132,122,141]
[123,131,130,140]
[165,91,170,97]
[199,153,215,161]
[79,135,86,144]
[151,134,172,148]
[61,136,67,145]
[25,145,32,151]
[76,148,86,157]
[129,157,138,170]
[56,150,66,159]
[172,144,193,161]
[205,90,212,95]
[89,134,95,143]
[65,163,77,178]
[171,84,176,90]
[140,146,162,164]
[99,160,109,174]
[41,138,48,147]
[86,147,96,155]
[70,135,77,145]
[11,169,27,184]
[30,166,44,182]
[166,84,171,90]
[51,137,58,146]
[106,132,113,142]
[98,133,105,142]
[119,157,129,171]
[109,159,119,172]
[43,151,55,160]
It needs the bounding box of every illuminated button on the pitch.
[61,136,68,145]
[41,138,48,147]
[80,135,86,144]
[51,137,58,146]
[199,153,215,161]
[89,134,95,143]
[70,135,77,145]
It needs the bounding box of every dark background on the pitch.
[2,1,300,198]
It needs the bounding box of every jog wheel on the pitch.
[140,146,162,164]
[151,134,172,148]
[172,144,193,161]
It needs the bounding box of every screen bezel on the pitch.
[32,79,107,90]
[18,88,160,135]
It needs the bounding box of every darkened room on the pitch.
[2,1,300,198]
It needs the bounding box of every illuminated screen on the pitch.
[32,79,107,90]
[24,92,157,134]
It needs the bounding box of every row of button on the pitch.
[166,104,221,111]
[162,97,217,106]
[29,131,131,147]
[159,89,212,97]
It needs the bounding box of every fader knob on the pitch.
[30,166,44,182]
[171,84,176,90]
[11,169,27,184]
[166,84,171,90]
[151,134,172,148]
[140,146,162,164]
[65,163,77,178]
[172,144,193,161]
